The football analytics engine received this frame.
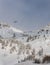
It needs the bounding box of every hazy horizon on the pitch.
[0,0,50,31]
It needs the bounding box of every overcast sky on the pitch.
[0,0,50,31]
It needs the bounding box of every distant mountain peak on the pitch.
[0,22,23,33]
[0,22,23,38]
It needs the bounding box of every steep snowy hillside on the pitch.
[26,24,50,42]
[0,23,50,65]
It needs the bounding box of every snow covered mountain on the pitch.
[0,23,23,38]
[0,23,50,65]
[26,24,50,42]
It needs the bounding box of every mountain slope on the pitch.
[0,23,23,38]
[0,23,50,64]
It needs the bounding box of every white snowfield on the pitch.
[15,61,50,65]
[10,27,23,33]
[0,23,50,65]
[0,23,23,38]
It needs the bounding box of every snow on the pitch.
[10,27,23,33]
[0,23,50,64]
[12,61,50,65]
